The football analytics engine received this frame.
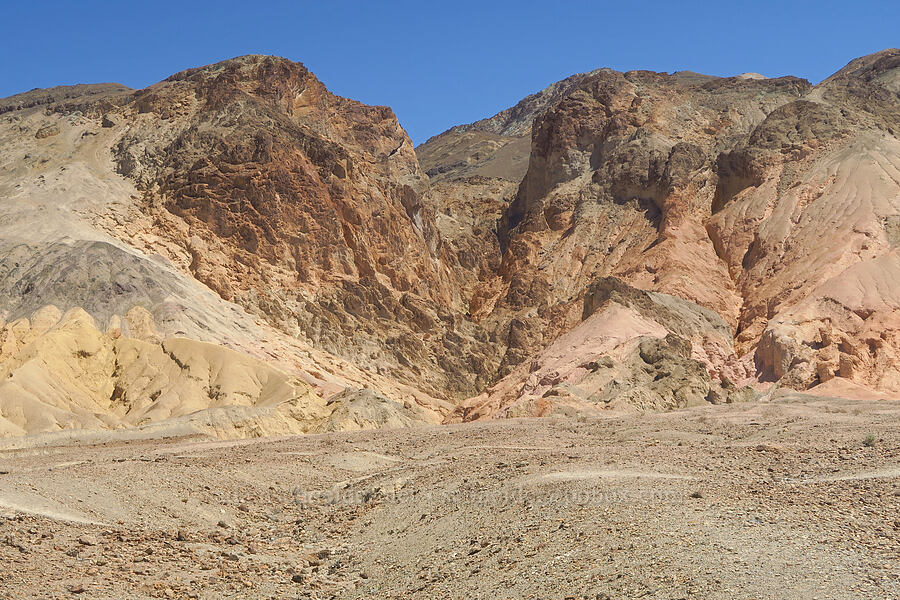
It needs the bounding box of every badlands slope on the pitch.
[0,51,898,441]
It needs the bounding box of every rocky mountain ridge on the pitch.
[0,50,897,439]
[429,48,900,417]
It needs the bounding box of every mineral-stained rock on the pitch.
[430,49,900,407]
[484,68,810,363]
[1,50,898,438]
[0,57,464,438]
[100,55,503,402]
[707,49,900,393]
[451,278,757,421]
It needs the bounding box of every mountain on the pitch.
[437,49,900,418]
[0,56,467,438]
[0,50,897,439]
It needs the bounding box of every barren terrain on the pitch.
[1,51,899,440]
[1,49,899,600]
[1,392,897,599]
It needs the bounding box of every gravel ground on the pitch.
[0,392,897,599]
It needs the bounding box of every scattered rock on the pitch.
[34,124,60,139]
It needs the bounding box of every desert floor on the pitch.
[1,391,897,599]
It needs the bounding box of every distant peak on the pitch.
[442,67,612,138]
[165,54,310,84]
[670,70,721,83]
[0,83,132,114]
[822,48,900,84]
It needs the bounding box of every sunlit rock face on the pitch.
[1,51,898,437]
[425,49,900,416]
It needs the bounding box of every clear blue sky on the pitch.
[2,1,897,144]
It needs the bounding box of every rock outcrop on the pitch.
[453,278,756,421]
[0,56,460,438]
[101,56,503,401]
[707,50,900,392]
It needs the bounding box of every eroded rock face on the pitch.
[90,55,503,402]
[0,304,447,439]
[0,56,465,438]
[491,70,808,340]
[422,69,808,404]
[115,57,434,289]
[707,49,900,392]
[1,50,898,438]
[430,50,900,404]
[0,305,327,437]
[452,278,757,421]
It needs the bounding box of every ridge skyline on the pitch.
[4,48,898,148]
[2,0,898,144]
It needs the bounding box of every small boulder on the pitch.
[35,124,60,139]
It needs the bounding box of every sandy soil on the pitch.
[0,392,897,599]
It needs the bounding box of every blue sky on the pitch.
[2,1,897,144]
